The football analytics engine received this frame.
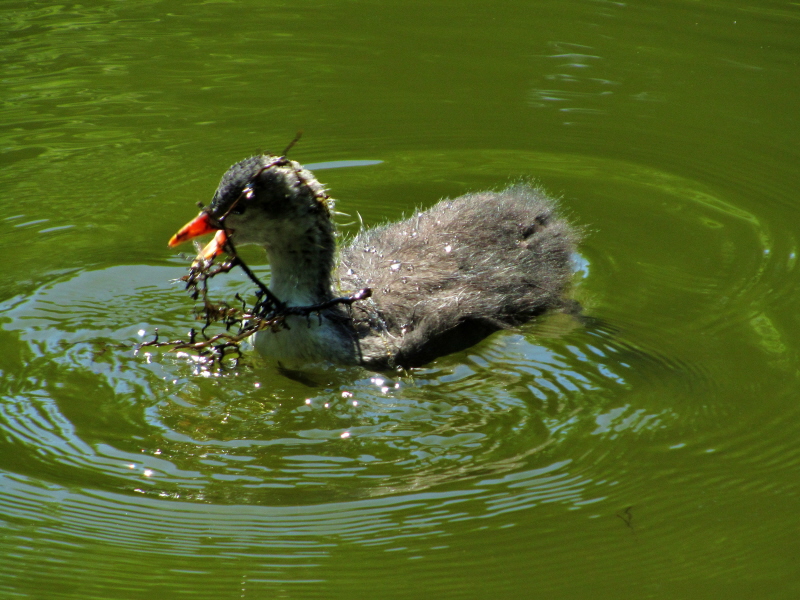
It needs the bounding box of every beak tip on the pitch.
[168,212,218,248]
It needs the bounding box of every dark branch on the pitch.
[139,238,370,369]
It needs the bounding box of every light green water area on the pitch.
[2,1,799,598]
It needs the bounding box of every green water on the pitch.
[2,0,800,598]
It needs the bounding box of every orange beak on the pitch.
[168,212,228,260]
[169,212,218,247]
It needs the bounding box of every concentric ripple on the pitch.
[2,150,798,597]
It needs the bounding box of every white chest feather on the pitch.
[253,315,354,366]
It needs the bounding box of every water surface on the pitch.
[2,1,800,598]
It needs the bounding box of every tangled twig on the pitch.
[138,239,371,369]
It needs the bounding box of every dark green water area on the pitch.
[2,1,799,598]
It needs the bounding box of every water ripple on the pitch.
[1,149,798,596]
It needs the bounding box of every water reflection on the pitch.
[2,148,785,520]
[529,41,616,119]
[0,254,697,513]
[1,145,798,600]
[305,160,383,170]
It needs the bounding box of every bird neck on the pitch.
[264,217,338,307]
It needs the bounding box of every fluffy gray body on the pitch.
[338,186,576,367]
[197,155,578,369]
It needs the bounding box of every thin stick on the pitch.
[282,131,303,157]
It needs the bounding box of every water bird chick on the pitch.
[169,154,578,369]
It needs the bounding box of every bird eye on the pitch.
[228,186,254,215]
